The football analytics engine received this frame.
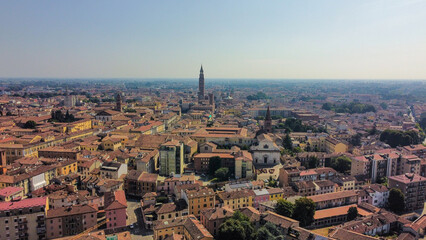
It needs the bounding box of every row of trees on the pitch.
[380,129,423,147]
[276,118,326,133]
[50,110,76,123]
[322,101,376,114]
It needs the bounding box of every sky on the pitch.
[0,0,426,80]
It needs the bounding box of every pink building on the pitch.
[253,189,270,209]
[105,190,127,231]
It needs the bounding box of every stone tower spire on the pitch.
[264,106,272,133]
[198,65,205,102]
[116,92,122,112]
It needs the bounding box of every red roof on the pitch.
[0,186,23,197]
[0,197,46,211]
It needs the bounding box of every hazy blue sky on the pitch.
[1,0,426,79]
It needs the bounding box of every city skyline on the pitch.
[1,0,426,80]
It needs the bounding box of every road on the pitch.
[126,198,154,240]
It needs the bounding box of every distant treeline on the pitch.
[322,101,376,114]
[276,118,327,133]
[247,92,270,101]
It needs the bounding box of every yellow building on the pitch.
[184,188,216,217]
[0,129,97,162]
[334,176,356,191]
[153,215,213,240]
[307,134,327,152]
[66,119,92,133]
[325,136,348,154]
[218,189,255,210]
[101,136,122,151]
[56,159,78,175]
[267,188,284,201]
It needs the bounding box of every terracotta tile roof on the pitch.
[193,153,235,159]
[47,204,97,218]
[185,187,215,199]
[139,172,158,183]
[329,228,378,240]
[314,204,373,220]
[389,174,426,184]
[240,207,261,222]
[262,211,299,229]
[201,206,234,220]
[0,197,46,211]
[184,216,214,239]
[218,189,255,201]
[0,186,23,197]
[308,190,358,203]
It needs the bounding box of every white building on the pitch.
[250,134,281,166]
[358,184,389,208]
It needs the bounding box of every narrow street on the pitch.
[127,198,154,240]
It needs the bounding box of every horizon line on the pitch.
[1,77,426,82]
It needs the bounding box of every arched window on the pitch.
[264,144,269,149]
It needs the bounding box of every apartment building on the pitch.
[0,197,47,240]
[159,140,184,176]
[182,188,215,217]
[46,204,98,239]
[388,174,426,212]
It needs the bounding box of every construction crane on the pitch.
[70,218,109,240]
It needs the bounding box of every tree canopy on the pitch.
[292,197,316,227]
[380,129,422,147]
[208,156,222,176]
[388,188,405,214]
[329,156,352,173]
[275,199,295,218]
[277,118,326,133]
[50,110,76,123]
[24,120,37,129]
[347,206,358,221]
[322,101,376,114]
[215,167,230,181]
[247,92,270,101]
[218,211,256,240]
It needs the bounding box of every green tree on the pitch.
[275,199,295,218]
[380,129,422,147]
[24,120,36,129]
[232,210,250,222]
[208,156,222,176]
[283,134,293,150]
[350,133,362,146]
[218,211,256,240]
[388,188,405,214]
[215,167,229,181]
[347,206,358,221]
[321,102,333,111]
[330,156,352,173]
[257,222,283,240]
[267,176,278,187]
[292,197,316,227]
[308,156,320,169]
[218,219,245,240]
